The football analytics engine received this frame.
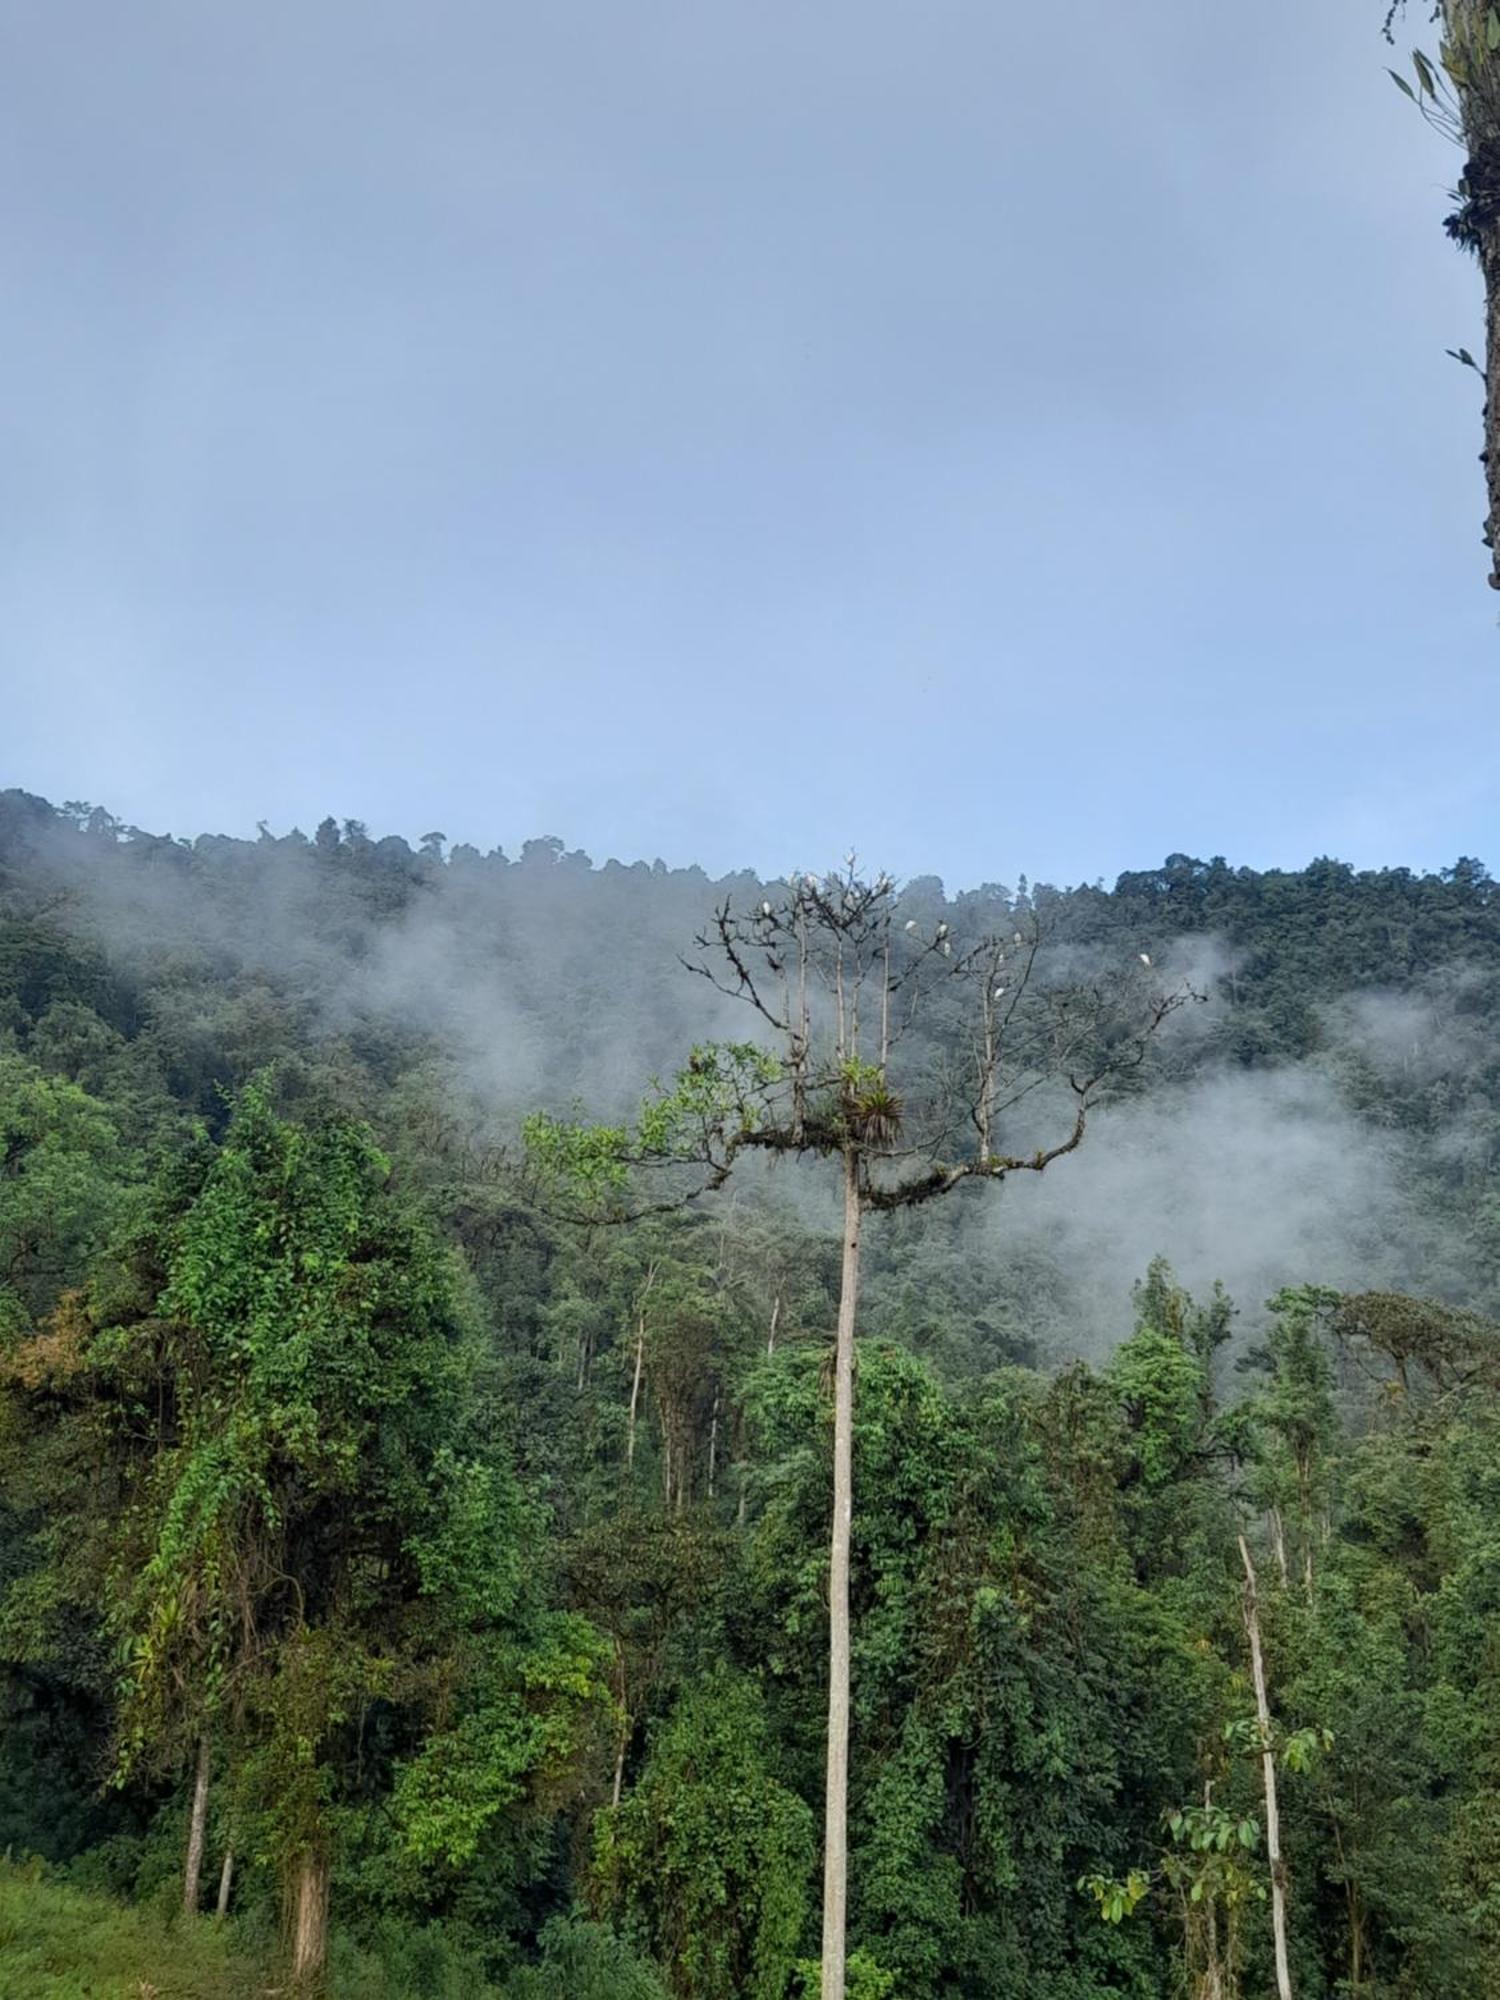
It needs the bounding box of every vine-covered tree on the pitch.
[6,1082,609,1987]
[592,1668,815,2000]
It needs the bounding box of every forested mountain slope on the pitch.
[3,787,1499,1998]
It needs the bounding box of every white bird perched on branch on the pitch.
[1139,953,1151,967]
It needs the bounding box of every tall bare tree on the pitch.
[526,861,1192,1998]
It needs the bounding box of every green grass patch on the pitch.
[0,1860,265,1999]
[0,1862,667,1998]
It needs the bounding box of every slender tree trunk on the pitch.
[834,943,846,1061]
[1296,1455,1315,1601]
[707,1392,720,1498]
[627,1261,656,1472]
[1268,1506,1288,1587]
[612,1733,628,1807]
[1240,1535,1293,2000]
[627,1320,645,1469]
[977,992,996,1159]
[288,1849,330,1988]
[183,1735,211,1917]
[820,1147,862,2000]
[1203,1893,1224,2000]
[879,938,891,1069]
[216,1845,235,1918]
[1196,1779,1227,2000]
[768,1289,781,1356]
[792,906,809,1144]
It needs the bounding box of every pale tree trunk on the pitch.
[707,1392,720,1498]
[627,1321,645,1470]
[768,1289,781,1356]
[1296,1456,1315,1602]
[183,1735,211,1917]
[612,1734,628,1807]
[216,1844,235,1918]
[288,1849,330,1988]
[820,1148,862,2000]
[977,991,996,1159]
[1240,1535,1293,2000]
[1268,1506,1288,1587]
[627,1262,656,1472]
[1202,1897,1225,2000]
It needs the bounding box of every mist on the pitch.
[980,1061,1440,1360]
[7,795,1493,1365]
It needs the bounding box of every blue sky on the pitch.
[4,0,1494,888]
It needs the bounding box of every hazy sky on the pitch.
[4,0,1494,887]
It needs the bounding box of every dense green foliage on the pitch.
[3,791,1500,1995]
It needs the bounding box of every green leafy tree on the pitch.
[0,1054,134,1334]
[1240,1289,1338,1599]
[98,1083,607,1984]
[503,1919,670,2000]
[592,1668,815,2000]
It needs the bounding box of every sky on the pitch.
[3,0,1495,890]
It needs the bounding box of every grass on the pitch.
[0,1860,268,1999]
[0,1861,653,1998]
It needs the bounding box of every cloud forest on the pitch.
[3,790,1500,1998]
